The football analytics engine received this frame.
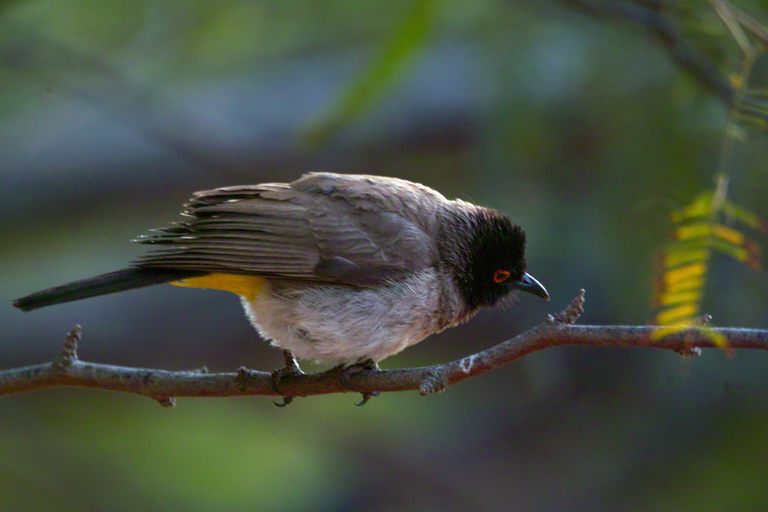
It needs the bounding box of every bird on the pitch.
[14,172,548,371]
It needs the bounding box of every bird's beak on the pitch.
[517,273,549,301]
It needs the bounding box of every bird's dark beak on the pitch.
[518,273,549,301]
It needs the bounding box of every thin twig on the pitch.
[554,0,737,105]
[2,291,767,405]
[717,0,768,43]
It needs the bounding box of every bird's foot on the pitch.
[271,350,304,407]
[340,359,381,406]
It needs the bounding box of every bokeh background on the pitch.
[3,1,768,511]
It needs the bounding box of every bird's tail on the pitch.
[13,268,205,312]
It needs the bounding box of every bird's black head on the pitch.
[452,210,546,310]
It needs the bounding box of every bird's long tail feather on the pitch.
[13,268,206,311]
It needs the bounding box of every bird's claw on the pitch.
[355,391,380,407]
[340,359,381,406]
[273,396,294,407]
[271,350,304,407]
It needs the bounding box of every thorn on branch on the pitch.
[55,325,81,367]
[549,289,586,325]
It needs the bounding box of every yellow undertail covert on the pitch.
[172,273,267,302]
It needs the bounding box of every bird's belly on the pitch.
[241,272,453,366]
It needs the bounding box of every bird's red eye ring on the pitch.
[493,269,511,284]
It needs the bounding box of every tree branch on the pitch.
[3,290,767,406]
[553,0,736,106]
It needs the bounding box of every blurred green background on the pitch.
[2,1,768,511]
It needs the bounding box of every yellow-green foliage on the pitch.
[653,2,767,345]
[653,190,764,333]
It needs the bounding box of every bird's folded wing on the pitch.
[134,183,436,286]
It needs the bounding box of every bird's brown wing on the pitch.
[134,176,438,287]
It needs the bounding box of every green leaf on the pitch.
[303,0,437,146]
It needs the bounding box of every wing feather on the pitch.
[134,174,440,286]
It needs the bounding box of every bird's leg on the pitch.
[271,350,304,407]
[340,359,381,406]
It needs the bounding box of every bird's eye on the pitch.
[493,269,511,284]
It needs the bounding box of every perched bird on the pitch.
[14,173,548,368]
